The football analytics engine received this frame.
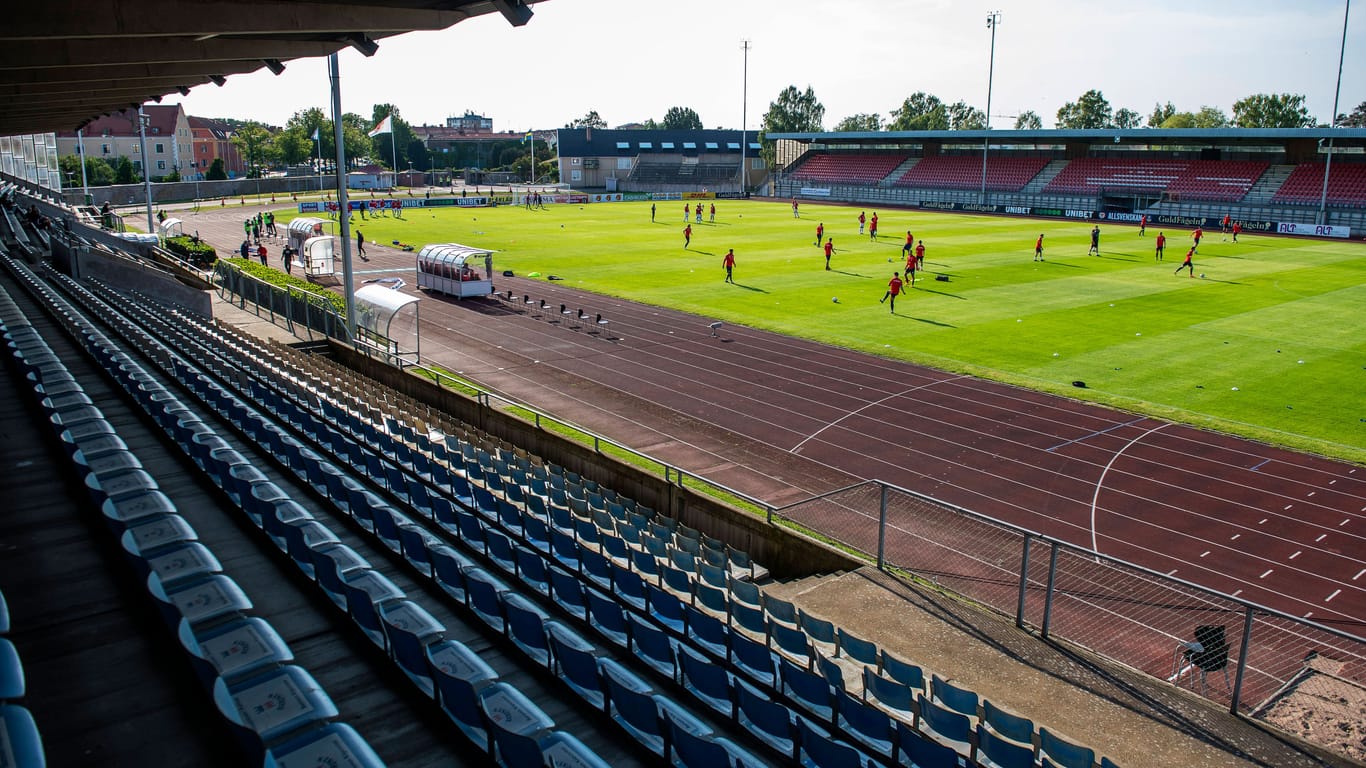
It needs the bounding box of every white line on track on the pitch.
[790,375,966,454]
[1089,423,1171,553]
[1326,589,1341,602]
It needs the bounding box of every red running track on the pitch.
[373,269,1365,635]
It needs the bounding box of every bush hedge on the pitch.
[164,235,217,269]
[220,258,347,315]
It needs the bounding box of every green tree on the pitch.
[947,101,985,130]
[662,106,703,130]
[274,127,310,165]
[229,121,273,178]
[1013,110,1043,130]
[286,107,332,158]
[85,157,115,186]
[1055,89,1112,129]
[1112,108,1142,129]
[1338,101,1366,127]
[566,110,607,129]
[1232,93,1315,128]
[760,85,824,167]
[833,113,882,132]
[341,113,372,169]
[1148,101,1177,128]
[114,156,137,184]
[205,157,227,181]
[888,92,947,131]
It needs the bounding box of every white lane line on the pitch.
[1258,518,1267,525]
[1354,569,1365,581]
[1342,519,1352,527]
[1233,589,1243,597]
[1316,534,1327,542]
[1231,533,1241,541]
[1260,569,1273,579]
[1325,589,1341,602]
[1089,423,1171,553]
[1284,505,1293,511]
[1289,551,1301,560]
[1200,551,1210,558]
[1167,569,1179,576]
[1307,491,1316,497]
[791,375,968,453]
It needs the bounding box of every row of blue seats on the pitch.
[161,302,767,584]
[0,282,47,768]
[87,277,812,767]
[2,263,387,767]
[58,270,626,768]
[101,276,1117,768]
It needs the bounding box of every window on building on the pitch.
[155,143,164,153]
[571,169,582,182]
[682,142,696,150]
[616,157,632,170]
[572,157,581,165]
[727,142,740,150]
[705,142,719,150]
[615,142,630,150]
[157,160,166,170]
[661,142,675,150]
[101,144,110,155]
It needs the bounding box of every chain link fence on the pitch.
[772,480,1365,761]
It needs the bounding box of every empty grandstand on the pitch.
[769,128,1366,229]
[556,129,765,193]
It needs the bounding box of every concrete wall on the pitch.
[73,246,211,318]
[329,341,859,579]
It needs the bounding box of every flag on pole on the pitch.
[522,131,533,144]
[368,115,393,137]
[311,127,320,141]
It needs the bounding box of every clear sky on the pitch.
[178,0,1364,132]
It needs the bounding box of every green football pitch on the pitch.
[283,199,1366,463]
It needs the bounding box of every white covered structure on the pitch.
[354,283,421,365]
[415,243,494,299]
[286,217,335,277]
[157,217,184,239]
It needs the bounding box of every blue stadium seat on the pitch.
[585,590,629,649]
[731,600,768,641]
[1039,727,1095,768]
[836,688,895,761]
[0,638,24,699]
[977,724,1035,768]
[479,682,555,767]
[282,520,340,577]
[538,730,612,768]
[341,569,405,650]
[397,524,436,578]
[982,699,1034,750]
[549,566,589,621]
[627,613,678,681]
[429,639,499,748]
[736,678,797,759]
[729,628,778,689]
[931,674,979,723]
[879,649,925,694]
[780,657,834,724]
[665,710,768,768]
[862,669,915,726]
[380,599,447,695]
[100,488,176,532]
[646,584,687,635]
[677,646,734,718]
[143,541,222,588]
[895,721,960,768]
[800,609,838,656]
[513,545,550,596]
[602,662,712,758]
[213,665,339,754]
[837,628,879,670]
[915,694,974,758]
[0,704,46,768]
[263,722,385,768]
[177,615,293,688]
[770,620,814,671]
[796,716,870,768]
[682,604,728,660]
[466,568,511,633]
[502,593,553,669]
[431,543,477,605]
[549,628,608,711]
[147,572,251,630]
[311,543,369,610]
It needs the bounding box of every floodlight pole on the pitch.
[1317,0,1350,226]
[136,105,155,233]
[741,39,751,196]
[76,129,89,199]
[980,11,1001,205]
[328,53,356,337]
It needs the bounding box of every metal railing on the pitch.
[212,261,352,343]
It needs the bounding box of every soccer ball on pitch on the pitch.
[1200,273,1206,278]
[831,297,839,303]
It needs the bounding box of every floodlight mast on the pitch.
[1318,0,1351,225]
[328,52,356,337]
[741,39,751,196]
[980,11,1001,205]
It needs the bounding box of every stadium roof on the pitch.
[769,127,1366,147]
[0,0,543,137]
[558,128,761,157]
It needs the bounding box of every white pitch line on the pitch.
[1090,423,1170,553]
[1354,569,1365,581]
[1200,551,1210,558]
[1325,589,1341,602]
[1316,534,1327,542]
[1231,533,1241,541]
[1289,551,1301,560]
[1260,569,1273,579]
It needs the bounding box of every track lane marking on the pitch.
[1089,422,1171,553]
[790,375,968,454]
